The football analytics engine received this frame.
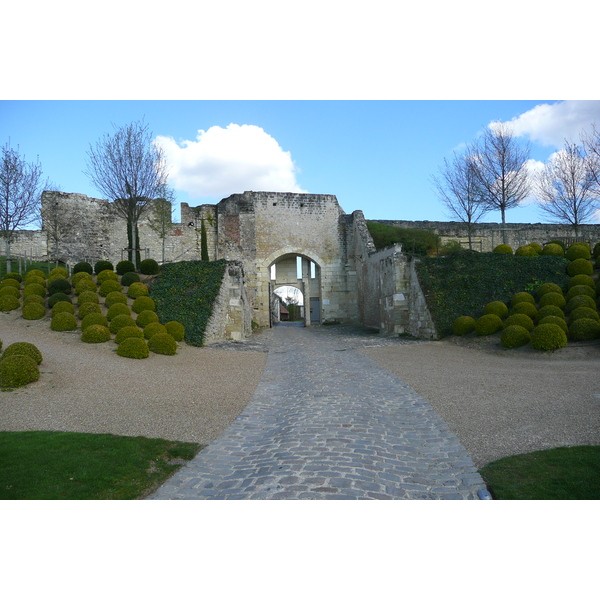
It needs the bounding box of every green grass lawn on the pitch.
[480,445,600,500]
[0,431,202,500]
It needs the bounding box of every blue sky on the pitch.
[3,99,600,226]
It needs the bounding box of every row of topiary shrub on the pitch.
[452,241,600,351]
[0,340,43,388]
[0,266,185,360]
[71,258,160,276]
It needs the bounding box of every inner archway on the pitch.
[272,285,304,323]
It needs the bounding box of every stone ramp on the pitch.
[148,326,487,500]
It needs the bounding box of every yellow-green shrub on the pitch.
[22,303,45,320]
[515,245,538,257]
[0,355,39,387]
[539,292,567,310]
[538,315,568,334]
[81,324,111,343]
[536,282,563,298]
[99,279,122,297]
[566,295,596,313]
[51,301,75,316]
[2,341,43,364]
[0,278,21,289]
[511,291,536,306]
[568,274,595,290]
[0,286,20,299]
[127,282,149,299]
[566,285,596,301]
[510,302,538,320]
[117,337,149,359]
[165,321,185,342]
[501,325,531,348]
[143,322,167,339]
[567,258,593,277]
[131,295,156,314]
[78,302,102,319]
[114,326,144,344]
[565,243,591,261]
[72,271,94,286]
[107,303,131,320]
[136,310,159,328]
[109,314,137,334]
[483,301,509,319]
[50,267,69,278]
[97,269,119,284]
[568,307,600,324]
[475,314,503,336]
[81,313,109,330]
[51,312,78,331]
[530,323,568,351]
[148,332,177,355]
[568,318,600,341]
[75,279,97,294]
[22,294,45,306]
[23,283,46,298]
[77,291,100,305]
[503,313,535,331]
[105,291,128,307]
[0,296,20,311]
[493,244,513,254]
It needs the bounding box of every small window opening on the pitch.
[270,264,276,280]
[310,261,316,279]
[296,256,302,280]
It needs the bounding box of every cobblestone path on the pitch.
[148,324,488,500]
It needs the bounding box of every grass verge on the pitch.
[0,431,202,500]
[480,445,600,500]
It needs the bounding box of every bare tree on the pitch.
[0,142,47,272]
[535,141,599,240]
[432,150,489,250]
[84,119,169,268]
[581,123,600,199]
[471,122,531,243]
[146,186,175,264]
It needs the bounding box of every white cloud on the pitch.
[491,100,600,147]
[155,124,306,199]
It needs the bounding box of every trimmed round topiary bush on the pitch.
[105,291,128,308]
[23,283,46,299]
[109,314,137,334]
[535,305,565,322]
[493,244,513,254]
[51,300,75,316]
[539,292,567,310]
[536,282,563,299]
[511,292,536,306]
[99,279,122,297]
[165,321,185,342]
[0,295,20,311]
[566,294,597,313]
[148,332,177,355]
[2,341,43,364]
[25,269,46,280]
[22,302,46,320]
[567,258,594,277]
[0,355,39,388]
[49,267,69,278]
[568,274,595,290]
[0,286,20,299]
[47,292,72,308]
[483,301,509,319]
[23,275,46,288]
[97,269,119,284]
[593,242,600,258]
[503,313,535,331]
[547,239,566,250]
[114,325,145,344]
[475,313,503,336]
[127,282,149,299]
[23,294,45,307]
[510,302,538,319]
[106,303,131,320]
[143,322,167,339]
[500,325,531,349]
[515,245,538,257]
[47,278,72,296]
[81,324,112,343]
[77,291,100,305]
[139,258,159,275]
[567,285,596,302]
[565,243,591,261]
[3,272,22,283]
[51,312,78,331]
[136,310,159,328]
[73,261,93,274]
[568,318,600,341]
[131,295,156,314]
[538,315,568,334]
[452,316,477,336]
[568,307,600,324]
[1,278,21,289]
[530,323,568,351]
[528,243,543,254]
[121,271,141,287]
[94,260,113,274]
[75,279,97,294]
[78,302,102,319]
[81,313,109,331]
[72,271,94,286]
[116,260,136,275]
[117,337,149,359]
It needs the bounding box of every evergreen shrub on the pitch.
[136,310,159,328]
[547,239,566,250]
[52,301,75,316]
[143,322,167,339]
[24,275,45,287]
[109,314,137,334]
[538,315,568,334]
[452,316,477,335]
[366,221,440,255]
[593,242,600,258]
[511,292,536,306]
[0,286,20,299]
[483,301,509,318]
[567,258,593,276]
[500,325,531,349]
[81,324,111,343]
[127,282,149,299]
[116,260,136,275]
[568,274,595,290]
[94,260,113,274]
[566,295,596,313]
[99,280,122,297]
[536,282,563,298]
[0,296,20,311]
[568,318,600,341]
[3,272,22,283]
[139,258,159,275]
[530,323,568,351]
[77,291,100,305]
[567,285,596,301]
[503,313,535,331]
[1,278,21,289]
[72,271,94,286]
[2,341,43,364]
[49,267,69,278]
[107,303,131,320]
[47,292,71,308]
[116,337,149,359]
[568,307,600,324]
[565,243,591,261]
[515,245,538,257]
[105,291,128,307]
[535,304,565,321]
[22,303,45,320]
[23,294,45,306]
[73,262,93,274]
[510,302,537,319]
[78,302,102,319]
[47,278,72,295]
[81,313,108,330]
[23,283,46,298]
[121,271,140,287]
[97,269,119,284]
[114,326,144,344]
[475,314,503,336]
[528,243,543,254]
[0,355,39,387]
[131,295,156,314]
[493,244,513,254]
[25,269,46,280]
[165,321,185,341]
[539,292,567,309]
[148,333,177,355]
[51,312,78,331]
[75,279,97,294]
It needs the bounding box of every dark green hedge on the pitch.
[416,252,570,337]
[149,260,226,346]
[366,222,440,256]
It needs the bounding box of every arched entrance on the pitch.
[267,253,321,327]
